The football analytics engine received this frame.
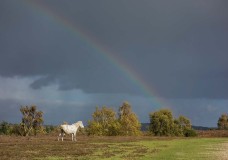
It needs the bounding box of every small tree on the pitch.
[149,109,174,136]
[20,105,44,136]
[174,116,192,136]
[87,106,120,136]
[217,113,228,130]
[118,102,141,136]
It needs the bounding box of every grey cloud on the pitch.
[30,76,56,89]
[0,0,228,98]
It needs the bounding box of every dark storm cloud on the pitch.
[0,0,228,98]
[0,99,22,123]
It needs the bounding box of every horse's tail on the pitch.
[59,128,65,137]
[58,127,65,141]
[57,125,64,133]
[59,125,64,133]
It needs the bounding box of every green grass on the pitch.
[70,138,227,160]
[139,138,226,160]
[85,138,227,160]
[0,135,227,160]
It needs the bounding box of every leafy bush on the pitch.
[11,124,24,136]
[0,121,13,135]
[184,128,198,137]
[149,109,196,137]
[45,125,55,134]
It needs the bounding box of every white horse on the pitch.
[58,121,84,141]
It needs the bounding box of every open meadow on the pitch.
[1,134,228,160]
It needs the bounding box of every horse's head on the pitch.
[76,121,84,128]
[79,121,84,128]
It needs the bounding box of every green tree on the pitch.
[217,113,228,130]
[20,105,44,136]
[118,102,141,136]
[174,116,192,136]
[149,109,174,136]
[87,106,120,136]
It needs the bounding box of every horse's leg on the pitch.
[72,133,74,141]
[59,129,65,141]
[58,132,64,141]
[74,132,77,141]
[61,131,64,141]
[58,133,61,141]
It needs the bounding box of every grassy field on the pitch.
[0,135,227,160]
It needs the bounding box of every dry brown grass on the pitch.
[0,135,156,160]
[197,130,228,137]
[0,135,91,159]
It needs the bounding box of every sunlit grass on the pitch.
[139,138,226,160]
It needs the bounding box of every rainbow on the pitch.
[23,1,167,108]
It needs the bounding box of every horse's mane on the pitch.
[73,121,82,127]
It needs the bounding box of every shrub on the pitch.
[149,109,196,137]
[0,121,13,135]
[45,125,55,134]
[184,128,198,137]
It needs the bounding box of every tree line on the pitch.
[3,102,227,137]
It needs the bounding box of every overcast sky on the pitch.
[0,0,228,127]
